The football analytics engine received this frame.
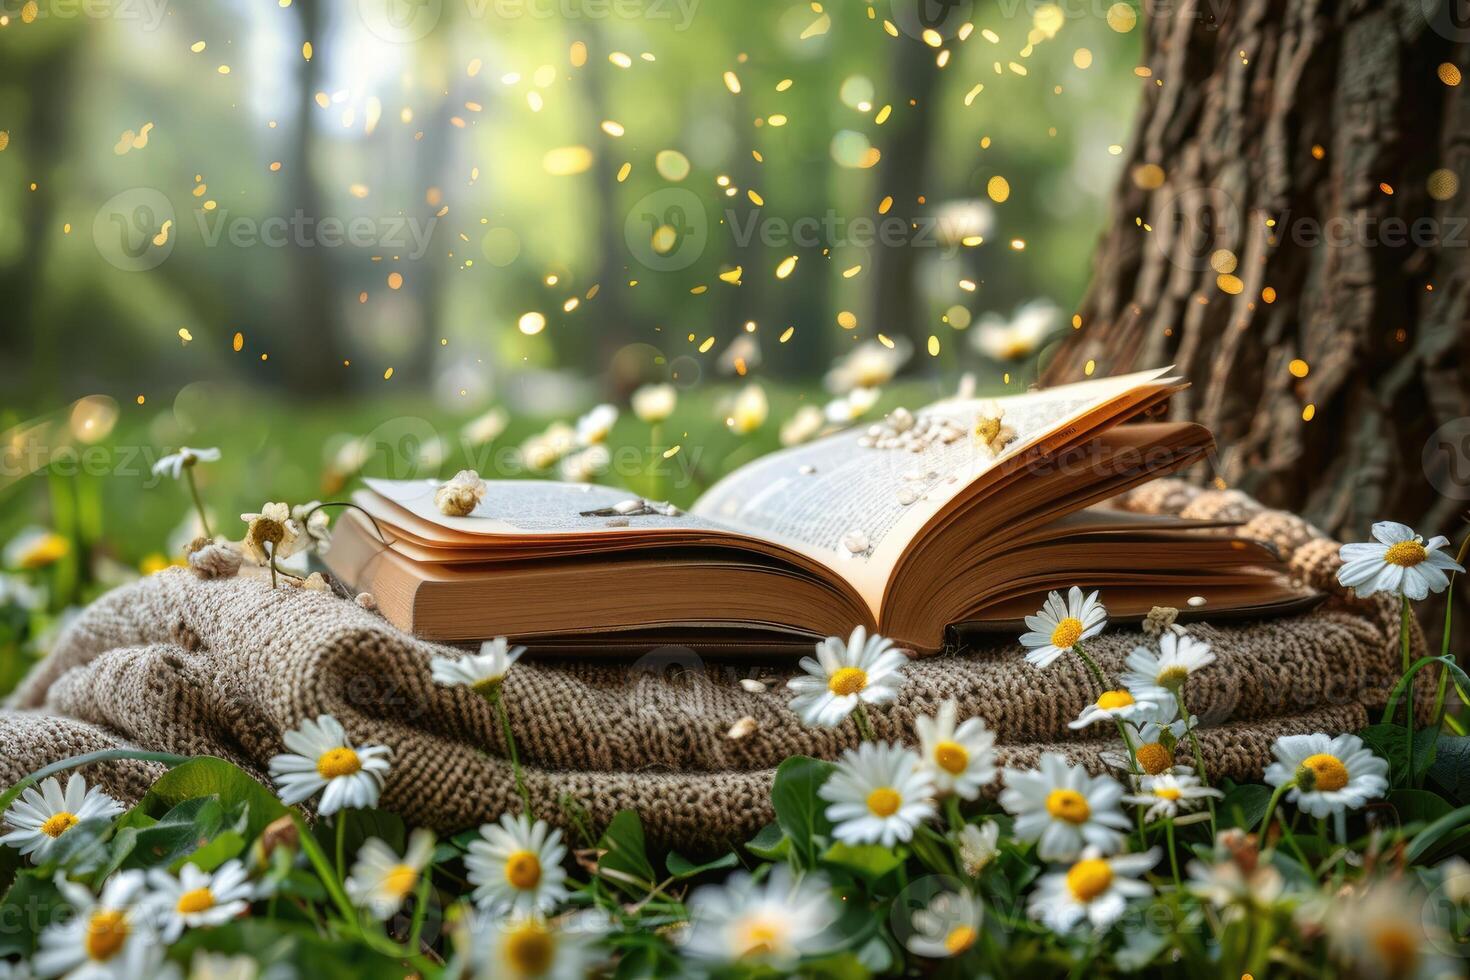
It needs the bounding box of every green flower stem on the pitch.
[945,795,965,834]
[1432,531,1470,725]
[1112,716,1147,843]
[183,466,213,539]
[649,423,664,500]
[335,813,348,883]
[490,686,533,816]
[407,869,431,954]
[1164,819,1181,888]
[852,702,876,742]
[1257,777,1295,839]
[289,811,356,922]
[1175,684,1216,829]
[1072,642,1108,696]
[1400,596,1416,787]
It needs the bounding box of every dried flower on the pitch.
[187,543,242,580]
[239,503,304,566]
[1141,605,1180,637]
[435,470,488,517]
[726,716,757,739]
[292,501,332,549]
[973,402,1017,456]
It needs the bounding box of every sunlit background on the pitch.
[0,0,1144,685]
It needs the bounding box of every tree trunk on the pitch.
[1044,0,1470,554]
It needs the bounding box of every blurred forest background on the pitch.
[0,0,1143,683]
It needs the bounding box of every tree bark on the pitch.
[1044,0,1470,551]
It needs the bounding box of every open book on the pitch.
[324,369,1316,654]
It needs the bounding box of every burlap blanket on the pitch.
[0,481,1422,849]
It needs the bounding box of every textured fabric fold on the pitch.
[0,480,1423,848]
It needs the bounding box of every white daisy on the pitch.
[786,626,907,728]
[1328,879,1460,980]
[238,502,305,565]
[1028,847,1159,933]
[460,913,599,980]
[824,339,911,394]
[1263,732,1389,818]
[431,637,525,696]
[972,299,1059,362]
[915,700,997,799]
[465,813,568,917]
[1120,631,1216,703]
[905,888,983,959]
[0,774,124,864]
[631,383,677,424]
[1019,587,1107,668]
[146,860,253,941]
[267,714,392,815]
[999,753,1131,861]
[1122,773,1222,823]
[152,446,222,480]
[1102,708,1195,777]
[346,829,436,920]
[819,741,936,847]
[780,405,827,446]
[683,865,837,968]
[4,527,68,570]
[1336,521,1463,601]
[558,445,609,483]
[461,407,509,448]
[1068,687,1161,729]
[1185,829,1284,911]
[33,870,157,979]
[727,383,769,434]
[956,820,1000,877]
[575,403,618,446]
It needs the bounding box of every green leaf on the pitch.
[1387,788,1455,828]
[596,809,657,897]
[1407,804,1470,862]
[1428,735,1470,804]
[745,822,791,861]
[665,849,738,880]
[770,755,835,868]
[0,748,189,815]
[1218,783,1272,830]
[820,841,901,882]
[0,872,63,957]
[168,918,409,979]
[112,797,226,871]
[135,757,286,843]
[1382,655,1470,724]
[179,829,246,873]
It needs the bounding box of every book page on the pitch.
[691,368,1176,607]
[363,478,744,538]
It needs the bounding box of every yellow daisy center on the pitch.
[934,741,970,775]
[1066,858,1114,903]
[1297,753,1349,792]
[1096,689,1134,711]
[176,887,215,915]
[1156,665,1189,688]
[471,676,506,698]
[1153,786,1182,801]
[18,533,68,569]
[1135,742,1173,775]
[1370,923,1419,976]
[1383,540,1427,567]
[944,925,977,955]
[866,787,902,817]
[1045,789,1091,825]
[85,909,129,962]
[41,811,79,838]
[382,864,419,899]
[828,666,868,697]
[316,747,362,779]
[1049,617,1084,650]
[505,850,543,890]
[735,916,787,958]
[503,921,555,976]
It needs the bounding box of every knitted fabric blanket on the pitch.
[0,481,1420,849]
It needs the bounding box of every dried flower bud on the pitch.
[252,814,299,867]
[355,592,378,611]
[435,470,488,517]
[1142,605,1180,637]
[726,716,757,739]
